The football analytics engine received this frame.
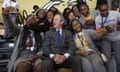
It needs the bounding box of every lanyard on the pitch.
[101,16,108,28]
[77,34,84,48]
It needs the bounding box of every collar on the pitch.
[75,31,84,37]
[56,28,62,35]
[56,28,62,32]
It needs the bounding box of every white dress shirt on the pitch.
[49,29,70,59]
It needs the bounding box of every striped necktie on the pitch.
[56,30,63,48]
[77,34,89,49]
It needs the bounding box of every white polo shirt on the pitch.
[95,11,120,41]
[2,1,19,13]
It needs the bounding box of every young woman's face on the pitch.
[68,12,76,21]
[72,20,82,33]
[47,11,54,23]
[80,5,89,16]
[37,10,46,19]
[73,6,80,16]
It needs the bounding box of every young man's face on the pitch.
[53,14,63,29]
[99,4,109,17]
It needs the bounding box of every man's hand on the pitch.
[96,28,107,37]
[104,25,112,31]
[76,50,89,57]
[85,19,94,25]
[117,25,120,31]
[53,54,66,64]
[96,25,112,37]
[26,55,39,62]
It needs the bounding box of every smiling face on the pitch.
[72,5,80,17]
[71,20,82,33]
[99,4,109,17]
[47,11,54,23]
[79,5,89,17]
[53,14,64,29]
[37,9,46,19]
[68,12,76,21]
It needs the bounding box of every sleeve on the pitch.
[79,15,85,26]
[2,2,6,8]
[116,12,120,30]
[95,16,101,30]
[91,10,99,20]
[66,31,76,55]
[16,2,19,9]
[43,31,52,57]
[87,29,100,40]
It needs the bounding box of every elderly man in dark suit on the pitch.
[41,13,82,72]
[14,15,43,72]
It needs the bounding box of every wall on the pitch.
[17,0,49,14]
[17,0,97,14]
[0,2,2,23]
[0,0,98,23]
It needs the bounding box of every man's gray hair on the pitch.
[54,13,65,22]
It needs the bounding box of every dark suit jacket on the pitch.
[19,24,43,56]
[43,29,76,57]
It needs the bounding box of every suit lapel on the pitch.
[62,30,65,45]
[52,29,65,48]
[53,30,59,47]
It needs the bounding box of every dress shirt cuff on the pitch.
[49,54,55,59]
[64,53,71,58]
